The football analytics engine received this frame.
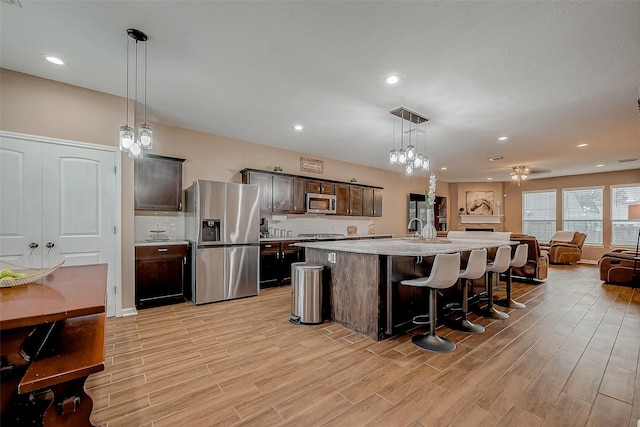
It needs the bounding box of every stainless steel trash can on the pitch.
[289,262,323,325]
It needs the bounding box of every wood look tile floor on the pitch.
[87,265,640,427]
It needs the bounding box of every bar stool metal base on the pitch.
[495,298,526,309]
[451,318,485,334]
[481,306,509,319]
[412,334,456,353]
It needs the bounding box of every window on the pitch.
[562,187,603,245]
[611,185,640,246]
[522,190,556,241]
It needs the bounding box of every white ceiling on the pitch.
[1,1,639,182]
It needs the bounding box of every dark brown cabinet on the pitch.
[241,168,382,217]
[336,183,367,216]
[363,188,383,217]
[293,178,306,214]
[335,183,349,215]
[242,170,294,214]
[306,180,335,195]
[134,154,185,211]
[135,244,188,309]
[349,185,363,216]
[260,240,304,288]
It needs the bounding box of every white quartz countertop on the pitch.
[134,240,190,247]
[295,237,515,256]
[260,234,393,243]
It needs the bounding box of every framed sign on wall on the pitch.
[300,157,323,174]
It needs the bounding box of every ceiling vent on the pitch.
[618,158,639,163]
[488,155,504,161]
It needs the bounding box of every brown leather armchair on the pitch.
[599,249,639,285]
[540,231,587,264]
[510,234,548,280]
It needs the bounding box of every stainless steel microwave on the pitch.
[306,193,337,214]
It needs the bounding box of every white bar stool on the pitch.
[401,252,461,353]
[496,243,528,309]
[451,248,487,334]
[481,245,511,320]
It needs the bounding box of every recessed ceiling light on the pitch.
[498,136,509,141]
[440,167,447,170]
[293,124,303,131]
[577,143,588,148]
[45,55,66,65]
[596,164,604,167]
[487,177,493,181]
[384,75,400,85]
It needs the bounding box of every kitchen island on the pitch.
[296,237,513,341]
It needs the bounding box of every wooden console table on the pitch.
[0,264,107,426]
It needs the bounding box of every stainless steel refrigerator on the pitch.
[185,180,260,304]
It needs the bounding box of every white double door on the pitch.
[0,133,119,316]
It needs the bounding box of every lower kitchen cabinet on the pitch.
[260,240,304,288]
[135,244,189,309]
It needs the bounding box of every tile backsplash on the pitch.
[135,213,186,242]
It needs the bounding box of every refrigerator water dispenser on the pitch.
[201,219,221,242]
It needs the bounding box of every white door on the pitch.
[0,137,42,267]
[0,134,119,316]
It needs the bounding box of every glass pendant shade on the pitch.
[405,163,413,175]
[128,141,144,159]
[397,148,407,165]
[119,125,135,151]
[413,154,423,168]
[389,148,398,165]
[422,157,430,171]
[406,144,415,161]
[138,123,153,149]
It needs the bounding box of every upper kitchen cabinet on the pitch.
[241,168,383,217]
[335,183,349,215]
[292,178,306,214]
[349,185,363,216]
[135,154,185,211]
[241,169,294,214]
[336,183,365,216]
[363,188,383,217]
[306,180,335,195]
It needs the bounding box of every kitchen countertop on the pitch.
[134,240,190,247]
[260,234,393,242]
[295,237,514,256]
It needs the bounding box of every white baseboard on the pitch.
[578,259,598,265]
[120,307,138,317]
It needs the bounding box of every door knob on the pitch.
[46,242,55,255]
[29,242,39,256]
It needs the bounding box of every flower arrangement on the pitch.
[425,173,436,208]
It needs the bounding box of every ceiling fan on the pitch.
[510,165,551,185]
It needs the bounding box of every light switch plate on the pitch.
[328,252,336,263]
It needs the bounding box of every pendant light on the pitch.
[389,107,429,174]
[389,115,398,164]
[118,28,153,158]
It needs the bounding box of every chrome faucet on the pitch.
[407,218,423,239]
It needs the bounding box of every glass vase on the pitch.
[422,208,437,240]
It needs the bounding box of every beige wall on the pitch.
[0,69,447,311]
[502,169,640,261]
